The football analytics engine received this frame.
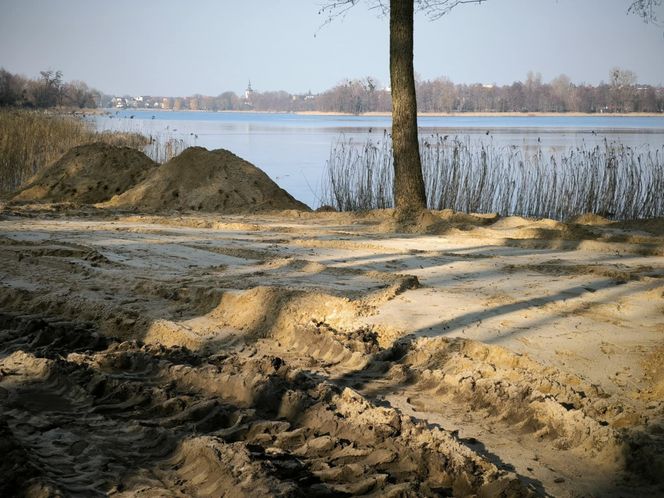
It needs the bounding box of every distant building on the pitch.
[243,80,255,109]
[112,97,127,108]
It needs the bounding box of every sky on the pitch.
[1,0,663,96]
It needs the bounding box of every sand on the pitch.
[10,145,310,214]
[102,147,310,213]
[11,143,158,205]
[0,205,662,497]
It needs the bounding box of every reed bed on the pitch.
[323,133,664,221]
[0,110,147,193]
[323,135,394,212]
[144,135,188,164]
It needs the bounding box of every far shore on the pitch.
[296,110,664,118]
[87,108,664,118]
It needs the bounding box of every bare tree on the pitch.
[320,0,662,216]
[609,67,638,112]
[62,80,98,108]
[34,70,63,108]
[628,0,663,23]
[0,69,25,106]
[550,74,573,112]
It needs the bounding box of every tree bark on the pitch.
[390,0,427,214]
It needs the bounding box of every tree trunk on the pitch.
[390,0,427,214]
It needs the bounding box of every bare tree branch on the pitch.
[317,0,487,31]
[317,0,368,28]
[320,0,662,23]
[416,0,487,20]
[628,0,663,24]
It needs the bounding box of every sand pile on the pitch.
[569,213,612,226]
[103,146,309,213]
[11,143,157,205]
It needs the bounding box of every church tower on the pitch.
[244,80,254,101]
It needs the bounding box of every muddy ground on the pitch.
[0,206,662,497]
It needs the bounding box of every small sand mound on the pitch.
[11,143,157,204]
[372,209,499,235]
[436,208,499,225]
[103,147,310,213]
[491,215,563,229]
[569,213,612,225]
[373,209,449,234]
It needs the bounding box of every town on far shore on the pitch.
[110,81,315,111]
[108,74,664,115]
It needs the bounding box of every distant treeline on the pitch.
[115,69,664,114]
[3,67,663,114]
[412,70,664,114]
[0,69,101,109]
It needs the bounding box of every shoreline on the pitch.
[296,110,664,118]
[99,108,664,118]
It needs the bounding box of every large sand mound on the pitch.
[11,143,157,204]
[103,147,310,213]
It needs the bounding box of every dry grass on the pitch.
[144,136,188,164]
[323,133,664,220]
[0,110,150,194]
[323,133,394,212]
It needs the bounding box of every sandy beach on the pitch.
[1,205,662,496]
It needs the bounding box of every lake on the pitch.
[92,110,664,209]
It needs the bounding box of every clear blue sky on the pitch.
[1,0,662,96]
